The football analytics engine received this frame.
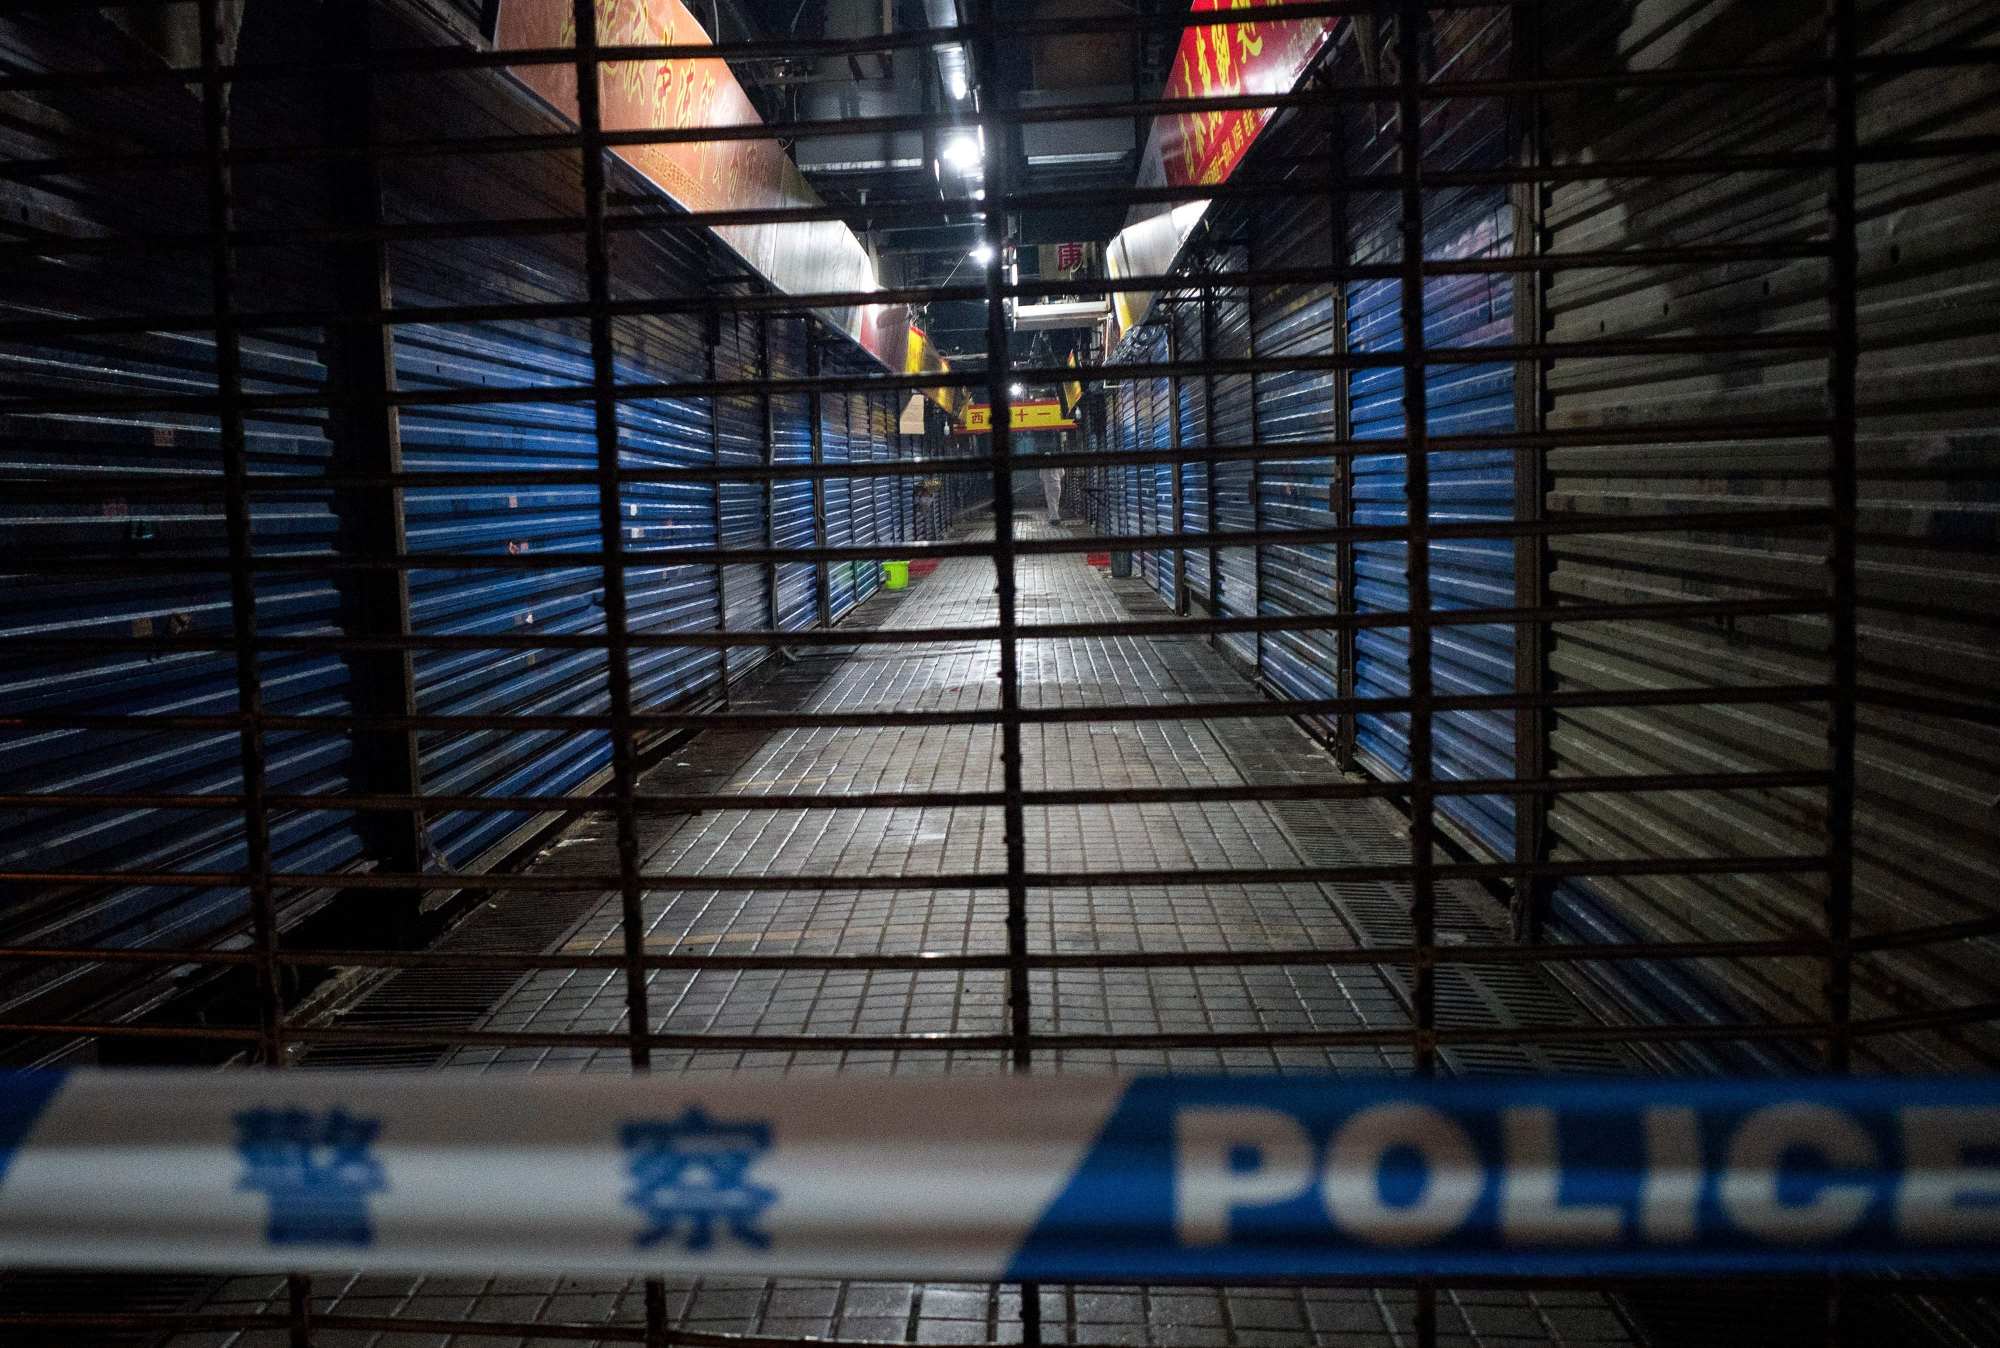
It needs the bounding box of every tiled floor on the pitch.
[173,515,1633,1347]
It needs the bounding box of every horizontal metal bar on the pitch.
[0,682,1833,736]
[1851,915,2000,954]
[0,930,1844,977]
[0,243,1826,319]
[0,420,1837,497]
[0,1012,1845,1054]
[0,1312,648,1345]
[0,3,1633,93]
[0,508,1834,575]
[0,338,1840,417]
[0,60,1951,185]
[0,854,1829,895]
[0,46,1973,181]
[1851,1000,2000,1038]
[1857,687,2000,726]
[0,769,1833,819]
[0,599,1825,659]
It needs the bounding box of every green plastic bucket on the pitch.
[882,560,911,590]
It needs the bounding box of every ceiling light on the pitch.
[941,133,981,172]
[969,243,995,265]
[948,68,968,101]
[972,187,986,201]
[1009,382,1026,398]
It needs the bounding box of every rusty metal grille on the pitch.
[2,0,1998,1344]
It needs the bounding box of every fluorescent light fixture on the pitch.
[941,134,981,172]
[1009,382,1026,398]
[969,243,995,265]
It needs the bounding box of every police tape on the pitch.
[2,1071,1999,1279]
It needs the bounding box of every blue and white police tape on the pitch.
[2,1071,1999,1278]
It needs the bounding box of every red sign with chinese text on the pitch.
[496,1,911,374]
[1155,0,1338,189]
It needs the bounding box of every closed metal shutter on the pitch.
[1147,363,1177,606]
[1208,248,1258,666]
[391,230,725,869]
[0,14,367,1017]
[715,310,772,682]
[1251,177,1341,719]
[1130,329,1163,593]
[1537,0,2000,1069]
[1344,9,1517,855]
[1174,299,1212,602]
[871,392,904,559]
[1128,378,1144,560]
[820,381,856,621]
[767,317,819,632]
[840,365,879,606]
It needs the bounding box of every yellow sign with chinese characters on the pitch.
[955,400,1078,433]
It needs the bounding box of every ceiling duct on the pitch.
[792,0,924,175]
[1012,299,1110,331]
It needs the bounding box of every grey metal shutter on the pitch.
[1537,0,2000,1070]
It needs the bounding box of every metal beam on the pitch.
[320,0,422,947]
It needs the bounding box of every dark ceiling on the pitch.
[707,0,1182,366]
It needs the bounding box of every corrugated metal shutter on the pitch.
[871,392,904,560]
[1208,248,1258,666]
[389,219,725,869]
[1174,300,1212,602]
[1538,0,2000,1069]
[1251,170,1341,719]
[0,15,355,1017]
[1118,378,1140,561]
[846,380,880,606]
[1131,331,1163,593]
[768,318,819,632]
[820,383,856,620]
[1148,363,1177,606]
[1344,9,1517,855]
[716,309,772,681]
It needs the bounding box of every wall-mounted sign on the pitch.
[955,400,1078,433]
[903,323,965,419]
[497,1,952,407]
[1106,0,1339,342]
[1057,242,1084,272]
[1061,351,1084,416]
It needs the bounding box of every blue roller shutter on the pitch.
[1252,183,1341,719]
[768,318,819,632]
[1208,249,1257,666]
[1343,32,1516,856]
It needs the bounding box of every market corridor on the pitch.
[188,515,1633,1348]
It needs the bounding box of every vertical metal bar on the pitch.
[1509,0,1551,941]
[970,8,1037,1343]
[199,0,279,1071]
[1245,231,1264,677]
[321,0,423,946]
[1824,0,1859,1337]
[1396,3,1438,1346]
[1202,280,1220,643]
[706,305,731,703]
[570,5,666,1345]
[1329,81,1358,772]
[972,0,1029,1087]
[807,319,832,627]
[200,5,306,1344]
[1168,312,1188,616]
[1823,0,1858,1076]
[759,312,778,635]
